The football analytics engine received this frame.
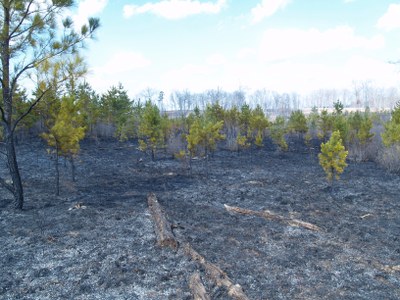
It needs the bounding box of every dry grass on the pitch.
[378,145,400,173]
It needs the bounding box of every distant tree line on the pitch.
[3,66,400,208]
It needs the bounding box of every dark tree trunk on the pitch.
[55,146,60,196]
[70,156,76,182]
[1,1,24,209]
[4,126,24,209]
[204,147,209,178]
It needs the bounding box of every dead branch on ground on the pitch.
[189,272,211,300]
[147,193,250,300]
[184,243,250,300]
[224,204,320,231]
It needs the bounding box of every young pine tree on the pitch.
[41,97,86,195]
[248,105,269,147]
[304,107,320,149]
[348,111,374,157]
[186,114,225,172]
[223,106,242,151]
[381,102,400,147]
[138,100,166,161]
[237,103,252,149]
[318,109,333,141]
[288,110,308,137]
[318,130,348,182]
[99,83,132,138]
[270,116,288,151]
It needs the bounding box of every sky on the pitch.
[69,0,400,98]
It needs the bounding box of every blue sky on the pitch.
[70,0,400,98]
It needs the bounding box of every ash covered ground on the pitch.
[0,138,399,299]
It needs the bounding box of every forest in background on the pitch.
[3,75,400,183]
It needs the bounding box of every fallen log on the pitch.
[224,204,320,231]
[147,193,250,299]
[147,193,178,249]
[189,272,211,300]
[184,243,250,300]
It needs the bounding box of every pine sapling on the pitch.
[318,130,348,182]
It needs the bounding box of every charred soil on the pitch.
[0,138,399,299]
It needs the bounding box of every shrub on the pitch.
[236,133,250,151]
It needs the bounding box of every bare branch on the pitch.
[9,0,34,39]
[11,32,95,93]
[12,88,49,133]
[10,5,57,40]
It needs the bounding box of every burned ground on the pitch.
[0,138,399,299]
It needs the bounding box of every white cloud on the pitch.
[208,56,398,95]
[94,51,151,75]
[162,64,213,91]
[156,24,395,96]
[344,0,356,3]
[72,0,108,28]
[258,26,384,62]
[123,0,226,19]
[236,48,256,59]
[251,0,291,23]
[206,53,227,65]
[87,51,152,97]
[377,4,400,31]
[344,55,399,86]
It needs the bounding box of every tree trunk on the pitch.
[55,146,60,196]
[204,147,209,178]
[5,127,24,209]
[70,156,76,182]
[1,1,25,209]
